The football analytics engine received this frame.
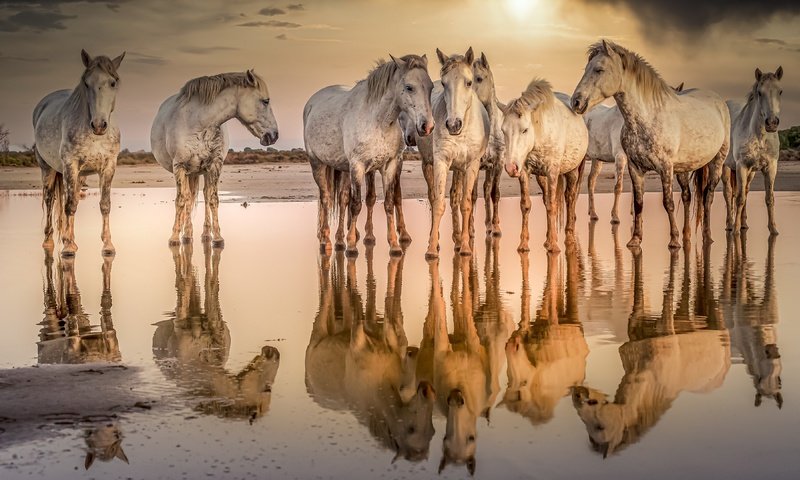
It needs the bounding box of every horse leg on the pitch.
[310,163,332,254]
[483,168,493,235]
[458,165,479,256]
[336,173,349,250]
[183,173,199,243]
[741,170,756,230]
[99,163,116,256]
[722,165,734,231]
[543,173,560,253]
[658,166,680,249]
[564,167,580,247]
[517,174,531,252]
[61,157,80,256]
[733,165,748,232]
[346,164,365,256]
[394,173,412,244]
[40,161,57,251]
[364,171,377,246]
[423,161,435,205]
[612,153,627,224]
[469,172,478,239]
[676,172,692,245]
[204,164,224,247]
[490,163,502,237]
[587,158,601,221]
[382,160,402,256]
[764,162,778,235]
[169,167,189,246]
[627,163,645,249]
[702,154,724,242]
[426,159,449,259]
[451,170,462,247]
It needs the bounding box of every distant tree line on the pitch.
[780,126,800,150]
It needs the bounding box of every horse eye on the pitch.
[780,90,783,95]
[476,77,483,83]
[468,435,475,443]
[466,81,473,87]
[262,99,270,105]
[404,85,414,93]
[595,68,604,74]
[407,426,416,434]
[110,81,116,88]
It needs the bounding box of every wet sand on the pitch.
[3,161,800,202]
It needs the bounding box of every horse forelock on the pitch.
[178,71,268,105]
[587,40,674,107]
[440,54,470,76]
[366,55,427,104]
[746,72,780,104]
[83,56,120,82]
[507,78,555,118]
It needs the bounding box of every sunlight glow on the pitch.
[505,0,538,20]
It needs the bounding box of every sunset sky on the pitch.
[1,0,798,151]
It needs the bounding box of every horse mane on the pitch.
[177,71,268,105]
[588,40,675,107]
[64,56,121,117]
[507,78,556,125]
[365,55,427,104]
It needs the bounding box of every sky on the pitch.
[0,0,798,151]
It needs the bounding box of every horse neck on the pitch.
[365,82,402,131]
[741,97,769,139]
[613,74,669,129]
[195,88,239,130]
[63,82,91,132]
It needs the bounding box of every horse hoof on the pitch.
[668,241,681,250]
[589,213,599,221]
[364,235,376,246]
[345,247,359,258]
[491,229,502,238]
[459,248,472,257]
[517,244,530,253]
[60,248,77,258]
[740,224,749,231]
[201,233,212,242]
[212,239,225,249]
[320,243,332,255]
[399,233,413,245]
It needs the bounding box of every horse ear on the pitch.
[600,442,610,459]
[776,66,783,80]
[420,54,428,68]
[675,82,684,93]
[480,52,489,68]
[436,48,447,66]
[246,69,256,86]
[464,47,474,65]
[755,68,763,82]
[81,49,92,68]
[467,456,476,476]
[84,452,95,470]
[438,456,446,474]
[116,445,129,464]
[112,52,125,70]
[601,39,615,56]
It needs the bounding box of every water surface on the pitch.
[0,189,798,479]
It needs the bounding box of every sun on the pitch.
[504,0,538,20]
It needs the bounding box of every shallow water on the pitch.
[0,189,798,479]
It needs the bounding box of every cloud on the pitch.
[126,51,167,65]
[576,0,800,39]
[754,38,787,46]
[0,9,76,32]
[259,7,285,16]
[286,3,303,10]
[275,33,287,40]
[178,45,239,54]
[237,19,301,28]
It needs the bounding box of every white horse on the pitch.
[419,47,489,259]
[151,70,278,247]
[721,233,783,408]
[722,67,784,234]
[571,40,730,249]
[503,79,588,253]
[584,83,684,224]
[33,49,125,256]
[304,55,434,256]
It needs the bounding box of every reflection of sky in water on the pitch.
[0,189,798,479]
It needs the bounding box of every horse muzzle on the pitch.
[445,118,463,136]
[90,120,108,136]
[417,120,434,137]
[765,117,780,133]
[261,130,279,146]
[505,162,520,178]
[447,389,465,407]
[417,381,435,400]
[571,96,588,115]
[405,133,417,147]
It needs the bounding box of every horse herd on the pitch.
[31,40,785,258]
[37,232,781,472]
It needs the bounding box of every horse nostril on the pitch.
[101,121,108,129]
[587,399,599,406]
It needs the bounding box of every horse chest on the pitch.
[63,129,120,172]
[735,136,777,170]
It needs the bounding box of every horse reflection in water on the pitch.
[721,234,783,408]
[500,245,589,425]
[572,245,731,457]
[84,423,128,470]
[305,250,436,463]
[38,251,120,364]
[419,242,513,476]
[152,244,280,421]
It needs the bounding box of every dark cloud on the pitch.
[259,7,285,16]
[580,0,800,39]
[178,46,238,54]
[275,33,287,40]
[0,9,76,32]
[126,51,167,65]
[286,3,303,10]
[237,20,300,28]
[754,38,788,46]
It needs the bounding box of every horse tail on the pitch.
[691,164,709,228]
[330,167,345,221]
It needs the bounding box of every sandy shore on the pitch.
[3,161,800,202]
